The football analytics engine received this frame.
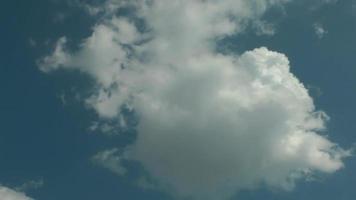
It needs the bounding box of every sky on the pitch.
[1,0,356,200]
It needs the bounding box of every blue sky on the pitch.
[1,0,356,200]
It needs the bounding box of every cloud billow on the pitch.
[39,0,349,199]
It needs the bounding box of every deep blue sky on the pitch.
[1,0,356,199]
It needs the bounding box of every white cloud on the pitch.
[39,0,349,199]
[0,186,34,200]
[314,23,328,39]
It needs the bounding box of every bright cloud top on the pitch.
[39,0,349,199]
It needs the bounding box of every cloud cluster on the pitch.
[0,186,33,200]
[40,0,349,199]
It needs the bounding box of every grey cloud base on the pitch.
[39,0,349,199]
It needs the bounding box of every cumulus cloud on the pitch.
[39,0,349,199]
[0,186,34,200]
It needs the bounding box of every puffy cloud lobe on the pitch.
[0,186,33,200]
[39,0,349,199]
[126,48,349,198]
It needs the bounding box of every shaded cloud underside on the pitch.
[39,0,349,199]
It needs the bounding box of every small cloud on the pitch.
[314,23,328,39]
[37,37,69,73]
[92,148,127,176]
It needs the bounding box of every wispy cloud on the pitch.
[314,23,328,39]
[15,179,44,193]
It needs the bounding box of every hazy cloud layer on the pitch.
[39,0,349,199]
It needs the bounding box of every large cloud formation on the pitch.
[40,0,349,199]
